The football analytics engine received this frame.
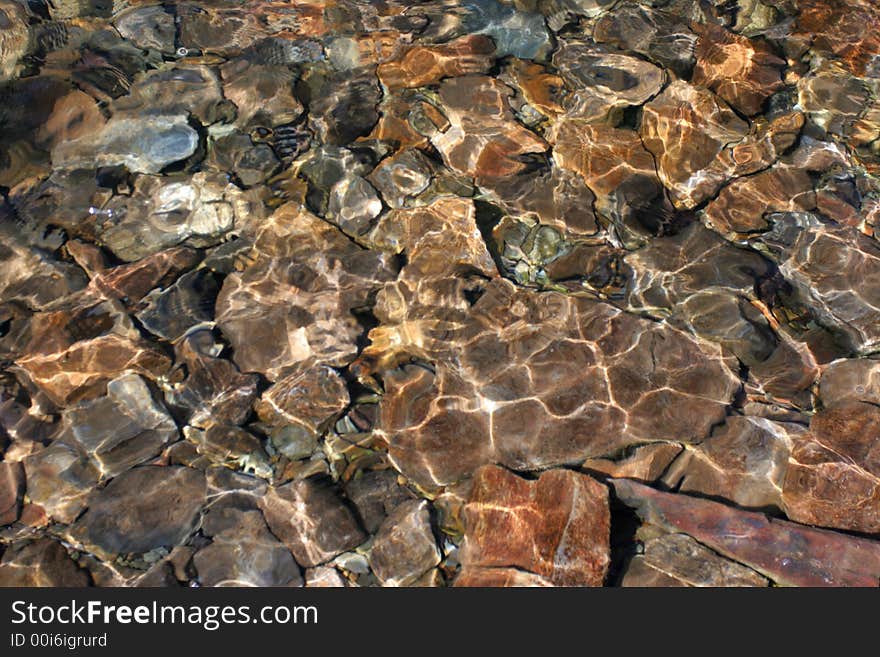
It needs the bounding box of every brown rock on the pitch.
[370,278,739,488]
[255,366,350,441]
[0,539,90,587]
[612,478,880,586]
[259,477,366,568]
[70,466,207,559]
[216,204,397,381]
[621,533,769,587]
[454,567,554,587]
[819,359,880,408]
[0,460,24,525]
[662,416,805,512]
[692,23,785,116]
[194,506,302,587]
[584,443,683,483]
[461,465,610,587]
[429,76,547,184]
[640,81,793,208]
[378,35,496,90]
[369,500,441,586]
[782,402,880,534]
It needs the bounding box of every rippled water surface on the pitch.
[1,0,880,587]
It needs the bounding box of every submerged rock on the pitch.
[461,465,610,586]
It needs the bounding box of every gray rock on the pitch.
[369,500,441,587]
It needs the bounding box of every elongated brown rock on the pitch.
[612,478,880,587]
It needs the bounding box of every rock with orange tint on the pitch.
[795,0,880,76]
[454,567,554,587]
[429,76,548,184]
[549,119,673,245]
[378,35,496,90]
[13,296,172,405]
[584,443,683,483]
[818,358,880,408]
[692,23,785,116]
[612,478,880,587]
[640,81,786,209]
[702,165,816,236]
[461,465,610,587]
[782,402,880,534]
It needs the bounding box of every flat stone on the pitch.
[70,465,207,559]
[370,278,739,488]
[166,335,260,429]
[215,204,397,381]
[259,477,366,568]
[23,442,101,524]
[461,465,610,586]
[429,75,548,184]
[778,223,880,354]
[57,373,178,479]
[194,506,302,587]
[662,416,805,512]
[378,35,496,90]
[692,22,785,116]
[584,443,683,483]
[0,539,90,587]
[621,533,770,587]
[345,469,414,534]
[52,115,198,174]
[782,402,880,534]
[819,358,880,408]
[612,478,880,587]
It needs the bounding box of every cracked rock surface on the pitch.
[2,0,880,587]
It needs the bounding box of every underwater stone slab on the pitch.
[0,539,90,587]
[369,500,441,587]
[0,460,24,525]
[454,567,554,587]
[621,533,769,587]
[461,465,610,586]
[259,477,366,568]
[70,466,207,559]
[612,478,880,587]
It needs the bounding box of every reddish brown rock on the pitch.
[795,0,880,76]
[612,478,880,586]
[454,567,554,587]
[782,402,880,534]
[702,166,816,236]
[0,460,24,525]
[0,539,90,587]
[692,23,785,116]
[378,35,496,90]
[461,465,610,587]
[259,477,366,568]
